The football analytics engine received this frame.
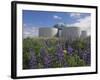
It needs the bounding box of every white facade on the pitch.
[61,27,81,40]
[39,28,57,37]
[80,30,87,38]
[39,26,88,40]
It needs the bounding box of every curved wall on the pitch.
[39,28,58,37]
[81,30,87,38]
[61,27,81,40]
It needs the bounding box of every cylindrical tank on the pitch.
[81,30,87,38]
[39,28,58,37]
[61,27,81,40]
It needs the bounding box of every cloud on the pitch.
[67,16,91,35]
[23,24,39,38]
[53,15,62,20]
[70,13,81,18]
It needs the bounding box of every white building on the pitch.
[61,27,81,40]
[39,27,57,37]
[80,30,87,39]
[39,24,88,40]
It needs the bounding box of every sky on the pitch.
[23,10,91,38]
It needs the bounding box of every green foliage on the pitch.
[23,37,90,69]
[67,54,85,67]
[23,52,30,69]
[71,39,86,50]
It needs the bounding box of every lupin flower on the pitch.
[44,54,52,68]
[82,50,91,65]
[67,45,73,55]
[55,45,65,66]
[39,48,52,68]
[29,48,37,69]
[56,45,64,60]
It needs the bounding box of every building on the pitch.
[61,27,81,40]
[39,27,57,37]
[80,30,87,39]
[39,23,88,40]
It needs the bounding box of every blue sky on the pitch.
[23,10,90,27]
[23,10,91,38]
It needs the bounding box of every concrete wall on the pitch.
[39,27,88,40]
[80,30,87,39]
[39,28,58,37]
[61,27,81,40]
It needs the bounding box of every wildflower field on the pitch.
[23,37,91,69]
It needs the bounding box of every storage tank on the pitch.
[81,30,87,38]
[61,27,81,40]
[39,27,58,37]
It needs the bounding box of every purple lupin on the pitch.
[40,48,52,68]
[67,45,73,55]
[29,48,37,69]
[55,45,65,66]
